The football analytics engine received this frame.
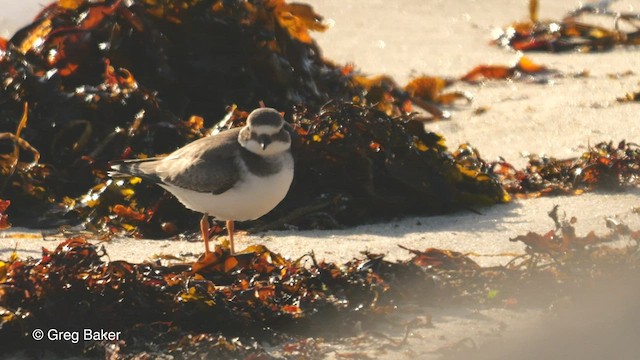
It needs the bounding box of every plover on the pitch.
[110,108,294,255]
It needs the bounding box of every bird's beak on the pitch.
[259,135,272,150]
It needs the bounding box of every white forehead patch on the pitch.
[251,124,281,135]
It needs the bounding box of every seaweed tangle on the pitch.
[494,0,640,52]
[1,208,638,358]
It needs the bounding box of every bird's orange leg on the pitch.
[226,220,235,255]
[200,214,211,255]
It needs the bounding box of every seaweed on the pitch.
[494,0,640,52]
[0,236,429,357]
[451,141,640,199]
[0,0,508,237]
[498,141,640,197]
[460,56,555,83]
[618,89,640,103]
[1,207,638,357]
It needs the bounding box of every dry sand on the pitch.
[1,0,640,358]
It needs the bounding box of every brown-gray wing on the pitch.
[157,128,242,195]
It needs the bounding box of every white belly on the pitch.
[160,155,293,221]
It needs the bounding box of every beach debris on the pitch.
[2,207,639,357]
[460,56,554,83]
[507,206,640,275]
[617,89,640,103]
[494,0,640,52]
[341,70,467,120]
[349,56,558,122]
[402,75,472,117]
[456,141,640,199]
[399,245,480,271]
[511,205,622,255]
[392,56,558,116]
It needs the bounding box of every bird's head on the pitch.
[238,108,292,156]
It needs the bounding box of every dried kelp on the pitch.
[0,0,510,236]
[510,205,640,256]
[618,89,640,103]
[379,56,556,119]
[1,208,639,358]
[460,56,555,83]
[494,0,640,52]
[454,141,640,199]
[346,71,471,119]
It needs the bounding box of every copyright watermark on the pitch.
[31,328,121,343]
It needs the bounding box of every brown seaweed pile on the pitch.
[0,0,510,237]
[450,141,640,199]
[1,208,638,358]
[494,0,640,52]
[0,236,434,357]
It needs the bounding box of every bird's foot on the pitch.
[200,214,211,255]
[226,220,235,255]
[191,243,242,274]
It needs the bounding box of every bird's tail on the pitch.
[108,158,162,184]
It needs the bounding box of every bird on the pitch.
[109,107,294,255]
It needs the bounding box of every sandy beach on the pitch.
[1,0,640,358]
